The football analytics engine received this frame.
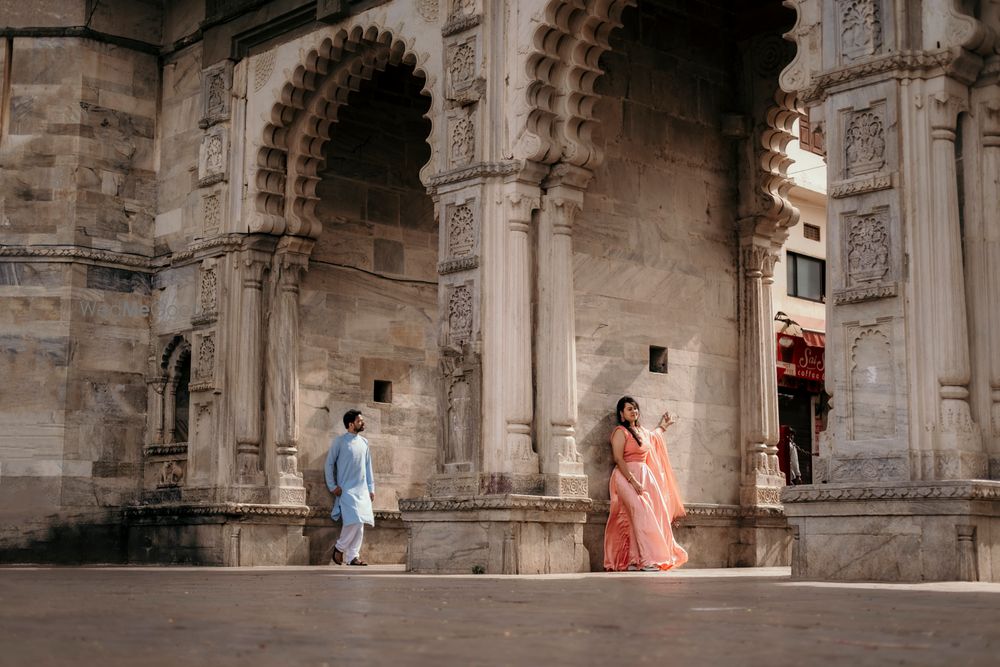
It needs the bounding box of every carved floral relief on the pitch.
[447,285,473,345]
[840,0,883,62]
[847,210,890,283]
[845,106,886,176]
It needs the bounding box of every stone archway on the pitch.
[251,26,440,239]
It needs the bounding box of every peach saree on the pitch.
[603,425,688,571]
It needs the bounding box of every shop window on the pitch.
[649,346,668,374]
[787,252,825,302]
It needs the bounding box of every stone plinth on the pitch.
[126,504,310,566]
[584,503,789,571]
[304,509,407,565]
[783,481,1000,582]
[400,496,590,574]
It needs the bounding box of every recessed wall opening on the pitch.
[649,346,669,374]
[374,380,393,404]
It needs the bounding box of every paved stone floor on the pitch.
[1,565,998,666]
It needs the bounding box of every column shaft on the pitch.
[235,250,267,486]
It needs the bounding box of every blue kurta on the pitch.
[324,432,375,526]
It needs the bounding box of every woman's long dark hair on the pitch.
[616,395,644,448]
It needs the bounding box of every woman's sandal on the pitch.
[348,558,368,566]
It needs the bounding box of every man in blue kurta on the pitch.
[325,409,375,566]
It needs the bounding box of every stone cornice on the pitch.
[125,502,311,518]
[587,502,778,520]
[441,13,481,38]
[170,234,246,265]
[830,173,894,199]
[399,494,593,513]
[307,508,402,521]
[142,444,189,457]
[781,481,1000,503]
[833,282,898,305]
[426,161,523,189]
[0,245,157,271]
[801,49,979,103]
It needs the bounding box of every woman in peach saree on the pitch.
[604,395,688,572]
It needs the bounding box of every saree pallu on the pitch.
[603,426,688,571]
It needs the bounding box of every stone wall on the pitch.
[574,3,741,507]
[298,64,438,516]
[0,35,158,560]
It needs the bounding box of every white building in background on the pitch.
[772,117,828,485]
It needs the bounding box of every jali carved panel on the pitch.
[448,204,474,257]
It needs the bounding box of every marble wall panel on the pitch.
[575,4,739,507]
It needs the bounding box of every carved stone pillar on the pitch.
[536,165,590,498]
[974,94,1000,479]
[234,248,268,488]
[266,236,312,506]
[502,174,541,478]
[778,0,1000,582]
[164,379,179,444]
[146,375,166,445]
[739,236,784,508]
[927,88,983,478]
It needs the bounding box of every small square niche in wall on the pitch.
[374,380,393,404]
[649,346,668,374]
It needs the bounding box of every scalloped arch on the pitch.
[161,335,191,378]
[253,25,437,239]
[523,0,636,170]
[756,89,801,239]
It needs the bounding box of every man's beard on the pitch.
[356,423,365,432]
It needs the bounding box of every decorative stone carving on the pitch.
[198,266,218,316]
[202,193,221,235]
[831,456,907,482]
[253,50,275,92]
[830,173,892,198]
[446,38,482,103]
[200,61,233,129]
[417,0,438,21]
[833,283,898,304]
[845,105,886,177]
[196,334,215,381]
[447,284,473,345]
[847,209,890,283]
[157,460,185,488]
[839,0,883,62]
[559,476,589,498]
[449,41,475,86]
[451,0,474,16]
[198,128,228,187]
[447,203,474,258]
[781,481,1000,503]
[849,325,896,440]
[450,113,475,166]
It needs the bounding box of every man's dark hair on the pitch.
[343,409,362,429]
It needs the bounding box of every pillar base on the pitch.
[783,481,1000,582]
[125,503,310,566]
[399,495,591,574]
